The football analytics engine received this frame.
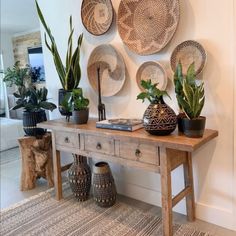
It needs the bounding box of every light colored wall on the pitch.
[38,0,236,230]
[0,32,14,69]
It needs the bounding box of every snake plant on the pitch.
[176,63,205,119]
[36,1,83,91]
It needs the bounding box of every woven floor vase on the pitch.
[68,155,91,201]
[92,162,116,207]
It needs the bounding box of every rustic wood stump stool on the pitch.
[18,133,54,191]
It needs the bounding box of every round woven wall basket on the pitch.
[117,0,180,55]
[81,0,113,36]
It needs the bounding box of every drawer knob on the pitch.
[135,149,141,158]
[96,143,102,150]
[64,137,70,143]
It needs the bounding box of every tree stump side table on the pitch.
[18,133,54,191]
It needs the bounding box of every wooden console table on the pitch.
[38,119,218,236]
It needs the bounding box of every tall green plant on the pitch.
[35,1,83,91]
[174,62,196,111]
[176,63,205,119]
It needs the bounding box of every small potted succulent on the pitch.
[62,88,89,124]
[177,67,205,138]
[12,86,57,136]
[137,79,177,135]
[36,1,83,117]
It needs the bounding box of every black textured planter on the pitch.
[68,155,91,201]
[58,89,72,117]
[92,162,116,208]
[177,112,186,133]
[72,108,89,124]
[23,110,47,136]
[183,116,206,138]
[143,97,177,136]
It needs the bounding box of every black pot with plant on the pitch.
[36,2,83,117]
[62,88,89,124]
[177,63,206,138]
[12,86,57,136]
[137,80,177,135]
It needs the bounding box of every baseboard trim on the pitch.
[115,179,235,231]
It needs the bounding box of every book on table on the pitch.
[96,118,143,131]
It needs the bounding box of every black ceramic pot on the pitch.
[23,109,47,136]
[143,97,177,135]
[92,162,116,208]
[58,89,72,117]
[177,112,186,133]
[183,116,206,138]
[68,155,91,201]
[72,108,89,124]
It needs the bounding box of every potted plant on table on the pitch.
[36,1,83,117]
[12,86,57,136]
[174,62,199,131]
[137,80,177,135]
[177,65,206,138]
[62,88,89,124]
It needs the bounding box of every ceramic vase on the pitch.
[68,155,91,201]
[92,162,116,207]
[143,97,177,135]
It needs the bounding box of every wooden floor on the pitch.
[0,148,235,236]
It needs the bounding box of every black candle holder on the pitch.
[97,67,106,121]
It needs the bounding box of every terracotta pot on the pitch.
[92,162,116,207]
[23,109,47,136]
[183,116,206,138]
[68,155,91,201]
[143,97,177,135]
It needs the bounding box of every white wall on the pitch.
[0,32,14,69]
[38,0,236,230]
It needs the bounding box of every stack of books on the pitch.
[96,118,143,132]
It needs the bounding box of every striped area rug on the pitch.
[1,188,210,236]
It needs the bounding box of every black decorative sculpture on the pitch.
[97,67,106,121]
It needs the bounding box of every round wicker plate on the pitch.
[81,0,113,36]
[87,45,126,97]
[117,0,180,55]
[170,40,207,75]
[136,62,167,91]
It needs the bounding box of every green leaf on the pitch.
[39,101,57,111]
[186,62,195,85]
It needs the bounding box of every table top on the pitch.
[38,119,218,152]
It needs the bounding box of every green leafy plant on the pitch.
[3,61,30,88]
[36,1,83,91]
[62,88,89,112]
[12,86,57,112]
[174,62,196,111]
[137,79,170,103]
[176,63,205,119]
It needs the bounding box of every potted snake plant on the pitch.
[177,63,206,138]
[137,80,177,135]
[36,1,83,117]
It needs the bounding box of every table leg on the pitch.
[183,152,195,221]
[52,132,62,200]
[160,147,173,236]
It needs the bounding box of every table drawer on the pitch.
[84,135,115,155]
[119,141,159,165]
[55,131,79,148]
